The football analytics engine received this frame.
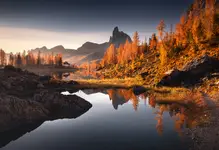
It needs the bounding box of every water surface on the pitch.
[1,88,198,150]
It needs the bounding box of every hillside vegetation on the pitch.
[96,0,219,88]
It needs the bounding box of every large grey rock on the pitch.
[182,55,219,75]
[158,55,219,87]
[158,69,184,87]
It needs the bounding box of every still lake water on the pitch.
[1,88,195,150]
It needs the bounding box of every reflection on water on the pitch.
[52,70,100,81]
[0,122,43,149]
[107,89,140,110]
[33,69,102,81]
[78,88,208,136]
[1,88,210,150]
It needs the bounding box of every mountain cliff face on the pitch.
[109,26,132,47]
[30,27,131,64]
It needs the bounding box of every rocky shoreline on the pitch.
[0,66,92,147]
[2,64,219,150]
[183,94,219,150]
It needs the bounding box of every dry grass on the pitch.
[76,77,144,88]
[151,90,209,109]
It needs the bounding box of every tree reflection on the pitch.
[155,108,164,136]
[154,102,209,137]
[173,107,186,136]
[104,88,210,136]
[149,95,156,108]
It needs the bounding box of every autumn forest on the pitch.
[1,0,219,150]
[97,0,218,83]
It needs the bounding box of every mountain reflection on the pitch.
[82,88,210,136]
[107,89,141,110]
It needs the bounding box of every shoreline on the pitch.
[2,65,219,150]
[0,66,92,146]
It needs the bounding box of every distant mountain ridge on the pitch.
[30,27,132,64]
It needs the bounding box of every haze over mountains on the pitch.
[30,27,132,64]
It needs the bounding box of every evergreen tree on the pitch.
[16,53,22,67]
[37,51,41,66]
[157,19,166,41]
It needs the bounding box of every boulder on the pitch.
[158,55,219,87]
[182,55,219,76]
[158,69,183,86]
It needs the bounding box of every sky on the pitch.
[0,0,194,53]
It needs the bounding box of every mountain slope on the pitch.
[72,27,132,64]
[30,27,131,64]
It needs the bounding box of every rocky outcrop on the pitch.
[109,26,132,47]
[158,55,219,87]
[182,55,219,76]
[158,69,184,87]
[0,66,92,140]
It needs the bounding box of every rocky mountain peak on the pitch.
[109,26,132,47]
[113,26,119,36]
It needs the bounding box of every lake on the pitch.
[28,68,100,80]
[1,88,200,150]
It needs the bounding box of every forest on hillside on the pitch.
[93,0,219,82]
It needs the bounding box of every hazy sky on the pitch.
[0,0,194,52]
